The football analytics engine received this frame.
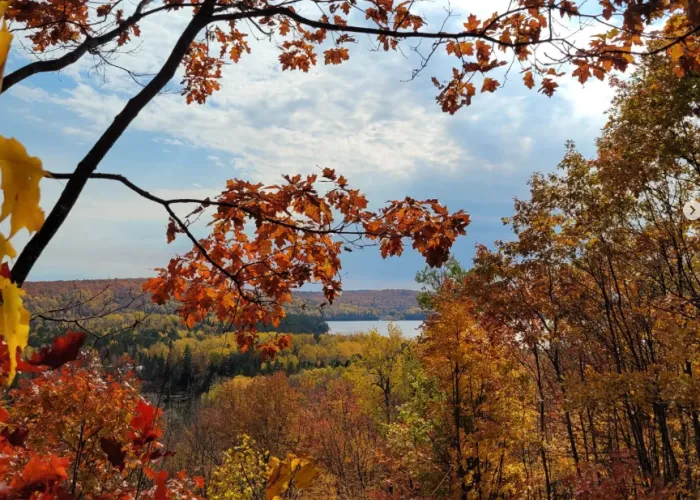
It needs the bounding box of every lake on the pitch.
[326,320,424,338]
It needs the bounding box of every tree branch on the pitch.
[41,170,393,304]
[1,3,183,94]
[45,171,380,237]
[10,0,219,286]
[212,5,564,48]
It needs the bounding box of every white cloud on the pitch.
[153,137,186,147]
[520,136,533,154]
[207,155,225,167]
[8,84,50,102]
[62,126,95,139]
[35,68,472,183]
[557,77,616,123]
[9,0,616,188]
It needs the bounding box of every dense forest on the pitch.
[93,56,700,498]
[22,281,425,394]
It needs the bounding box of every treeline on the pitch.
[136,331,371,395]
[23,280,424,325]
[291,289,426,320]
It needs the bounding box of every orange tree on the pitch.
[416,282,533,499]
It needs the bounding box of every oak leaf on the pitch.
[10,454,69,496]
[144,467,168,500]
[481,77,499,92]
[464,14,479,31]
[323,47,349,65]
[130,400,163,446]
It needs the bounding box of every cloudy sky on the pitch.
[2,0,616,289]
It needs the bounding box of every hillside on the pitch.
[24,278,424,321]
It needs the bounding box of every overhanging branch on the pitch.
[1,3,185,94]
[10,0,220,286]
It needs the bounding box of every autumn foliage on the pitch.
[4,0,700,115]
[0,355,203,498]
[144,170,469,357]
[4,0,700,494]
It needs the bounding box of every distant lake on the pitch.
[326,320,424,338]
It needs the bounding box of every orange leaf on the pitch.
[464,14,479,31]
[323,47,349,65]
[481,77,499,93]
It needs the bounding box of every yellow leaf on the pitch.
[0,276,29,384]
[0,136,45,236]
[0,19,12,87]
[668,43,684,62]
[266,453,318,499]
[0,232,15,260]
[291,459,318,488]
[266,456,287,500]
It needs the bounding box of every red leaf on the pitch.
[144,467,168,500]
[10,454,70,496]
[129,400,163,447]
[28,331,88,370]
[0,340,46,380]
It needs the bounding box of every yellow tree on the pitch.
[355,325,412,424]
[417,284,533,499]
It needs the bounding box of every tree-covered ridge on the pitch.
[23,279,425,326]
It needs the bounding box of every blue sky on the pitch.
[1,1,616,289]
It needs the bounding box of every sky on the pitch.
[1,0,617,289]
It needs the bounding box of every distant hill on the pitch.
[292,289,424,320]
[24,278,424,321]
